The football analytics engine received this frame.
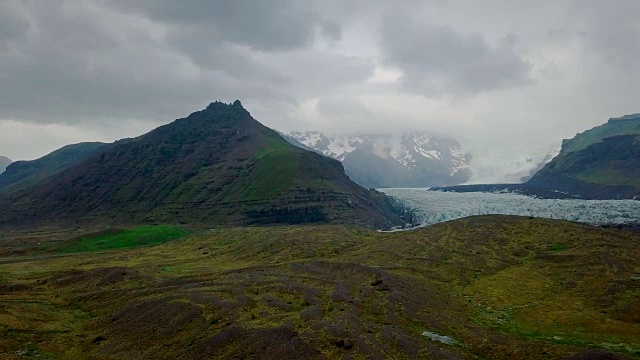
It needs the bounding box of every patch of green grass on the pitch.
[549,243,567,251]
[57,225,189,253]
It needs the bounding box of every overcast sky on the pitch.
[1,0,639,160]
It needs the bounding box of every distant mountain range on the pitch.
[0,156,11,174]
[285,131,472,188]
[0,142,108,193]
[435,114,640,199]
[0,101,407,229]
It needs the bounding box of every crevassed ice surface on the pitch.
[379,188,640,226]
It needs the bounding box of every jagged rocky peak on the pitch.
[290,131,470,167]
[204,100,246,113]
[286,131,472,188]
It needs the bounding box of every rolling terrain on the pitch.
[0,101,405,229]
[0,216,638,359]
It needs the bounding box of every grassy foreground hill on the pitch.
[0,101,405,229]
[0,216,638,359]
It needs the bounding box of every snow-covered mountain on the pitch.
[286,131,472,188]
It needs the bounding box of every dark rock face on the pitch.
[0,101,405,229]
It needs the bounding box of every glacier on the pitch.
[380,188,640,227]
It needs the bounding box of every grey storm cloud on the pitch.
[0,0,361,126]
[1,0,640,161]
[109,0,343,51]
[380,11,532,96]
[0,3,30,49]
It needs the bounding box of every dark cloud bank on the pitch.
[0,0,639,160]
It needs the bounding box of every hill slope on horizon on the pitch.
[0,156,11,174]
[527,114,640,199]
[434,114,640,199]
[528,133,640,199]
[0,101,405,229]
[0,142,109,194]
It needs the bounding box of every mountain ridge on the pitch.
[286,131,472,188]
[0,142,109,194]
[433,114,640,199]
[0,101,406,229]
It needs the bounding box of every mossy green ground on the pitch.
[56,225,189,253]
[0,216,638,359]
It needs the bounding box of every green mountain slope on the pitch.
[527,115,640,199]
[0,142,108,194]
[560,114,640,155]
[433,114,640,199]
[0,101,404,228]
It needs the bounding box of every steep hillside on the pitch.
[0,101,405,228]
[560,114,640,155]
[0,142,108,194]
[287,131,471,187]
[528,134,640,199]
[435,114,640,199]
[526,114,640,199]
[0,156,11,174]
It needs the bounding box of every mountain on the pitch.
[0,142,108,194]
[286,131,472,188]
[435,114,640,199]
[527,114,640,199]
[0,101,406,228]
[559,113,640,155]
[0,156,12,174]
[527,133,640,199]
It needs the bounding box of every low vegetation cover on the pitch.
[0,215,638,359]
[56,225,190,253]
